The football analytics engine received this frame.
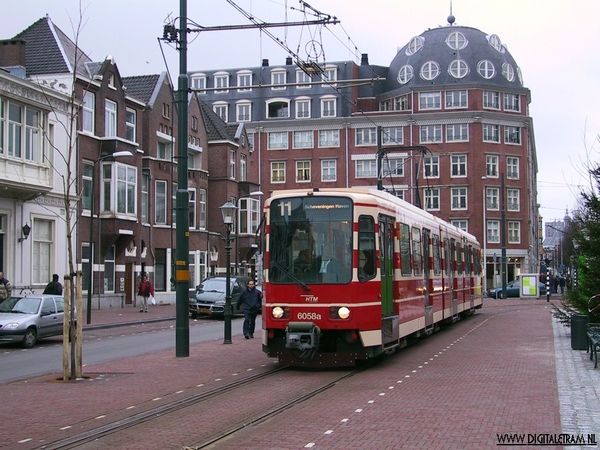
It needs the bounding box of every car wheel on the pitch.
[190,311,198,319]
[22,328,38,349]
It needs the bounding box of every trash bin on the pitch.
[571,314,589,350]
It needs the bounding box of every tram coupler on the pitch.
[285,322,320,351]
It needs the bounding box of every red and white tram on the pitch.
[261,188,483,367]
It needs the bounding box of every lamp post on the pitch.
[86,151,133,324]
[481,176,487,293]
[220,201,237,344]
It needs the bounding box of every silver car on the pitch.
[0,295,67,348]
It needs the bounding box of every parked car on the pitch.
[487,279,547,298]
[0,295,67,348]
[189,276,252,319]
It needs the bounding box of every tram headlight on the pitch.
[272,306,285,319]
[338,306,350,319]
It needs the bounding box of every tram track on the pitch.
[38,363,368,450]
[39,365,288,450]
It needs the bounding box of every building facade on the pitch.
[1,16,260,310]
[190,17,540,289]
[0,42,74,291]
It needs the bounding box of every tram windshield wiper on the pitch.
[271,261,310,291]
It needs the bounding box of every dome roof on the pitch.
[386,23,523,93]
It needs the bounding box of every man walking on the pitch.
[0,272,11,302]
[137,274,154,313]
[236,280,263,339]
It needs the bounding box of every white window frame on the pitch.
[268,131,288,150]
[505,126,521,145]
[296,160,311,183]
[188,188,197,229]
[483,90,500,109]
[486,187,499,210]
[32,218,53,284]
[486,155,499,177]
[155,180,167,224]
[420,125,443,143]
[419,91,441,110]
[483,124,500,143]
[198,189,207,229]
[507,189,520,211]
[296,98,311,119]
[451,220,468,232]
[296,70,311,88]
[507,157,519,179]
[508,221,521,244]
[445,90,467,108]
[237,71,252,92]
[356,127,377,146]
[321,159,337,182]
[446,123,469,142]
[451,154,467,177]
[104,99,117,137]
[82,91,95,134]
[424,155,440,178]
[320,96,336,117]
[293,130,313,149]
[214,72,230,93]
[318,129,339,148]
[236,102,251,122]
[213,102,228,122]
[125,107,136,142]
[355,159,377,178]
[504,93,520,112]
[382,126,403,145]
[424,188,440,211]
[487,220,500,243]
[451,187,468,210]
[191,74,206,94]
[266,99,290,118]
[271,161,286,183]
[271,69,287,90]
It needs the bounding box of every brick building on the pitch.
[190,16,540,288]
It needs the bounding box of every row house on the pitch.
[190,19,540,287]
[0,41,74,290]
[3,16,259,310]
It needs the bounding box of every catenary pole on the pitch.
[175,0,190,357]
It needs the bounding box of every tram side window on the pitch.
[474,248,481,275]
[412,227,423,276]
[400,223,412,276]
[444,238,452,276]
[432,233,441,276]
[456,243,463,275]
[358,216,376,281]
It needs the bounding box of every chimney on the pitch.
[262,59,269,67]
[0,39,27,68]
[286,57,293,65]
[361,53,369,66]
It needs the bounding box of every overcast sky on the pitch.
[4,0,599,223]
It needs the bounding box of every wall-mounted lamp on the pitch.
[18,223,31,242]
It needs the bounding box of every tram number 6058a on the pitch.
[297,312,322,321]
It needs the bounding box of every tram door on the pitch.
[378,215,394,316]
[422,229,433,328]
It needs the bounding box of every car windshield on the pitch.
[198,279,227,293]
[0,297,41,314]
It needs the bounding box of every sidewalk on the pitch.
[83,302,176,329]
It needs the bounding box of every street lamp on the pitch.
[86,150,133,324]
[220,201,237,344]
[481,176,487,293]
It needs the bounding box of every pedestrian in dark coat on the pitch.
[236,280,263,339]
[43,274,63,295]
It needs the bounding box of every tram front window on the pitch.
[269,197,352,284]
